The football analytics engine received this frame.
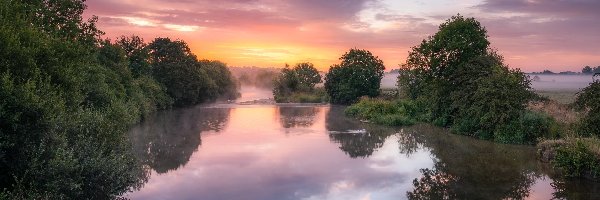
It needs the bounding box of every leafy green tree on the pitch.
[115,35,152,77]
[398,14,537,143]
[0,1,150,198]
[148,38,217,106]
[200,60,240,100]
[399,14,489,123]
[294,62,322,91]
[273,64,300,102]
[272,62,322,102]
[325,49,385,104]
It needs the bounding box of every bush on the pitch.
[574,80,600,137]
[345,98,428,126]
[273,63,324,103]
[493,111,557,145]
[325,49,385,104]
[554,140,600,179]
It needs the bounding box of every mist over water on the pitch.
[124,87,600,199]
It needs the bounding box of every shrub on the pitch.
[493,111,557,145]
[554,140,600,179]
[345,98,427,126]
[273,63,323,103]
[574,80,600,137]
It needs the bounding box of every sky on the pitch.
[83,0,600,72]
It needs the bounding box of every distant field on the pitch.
[381,73,591,104]
[534,90,579,104]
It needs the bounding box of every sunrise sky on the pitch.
[83,0,600,72]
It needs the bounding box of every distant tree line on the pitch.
[529,66,600,75]
[272,49,385,104]
[0,0,237,198]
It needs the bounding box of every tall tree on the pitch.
[325,49,385,104]
[294,62,322,91]
[148,38,216,106]
[398,14,536,142]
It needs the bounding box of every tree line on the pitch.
[0,0,237,198]
[273,49,385,104]
[529,66,600,75]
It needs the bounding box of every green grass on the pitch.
[345,98,428,126]
[534,90,579,104]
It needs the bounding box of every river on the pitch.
[123,86,600,200]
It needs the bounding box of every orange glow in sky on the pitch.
[84,0,600,72]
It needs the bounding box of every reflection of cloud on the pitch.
[126,106,429,200]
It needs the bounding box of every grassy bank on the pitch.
[346,97,559,145]
[538,138,600,180]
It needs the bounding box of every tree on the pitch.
[582,66,593,74]
[325,49,385,104]
[399,14,490,124]
[574,80,600,136]
[115,35,152,77]
[398,14,537,143]
[272,62,322,102]
[148,38,217,106]
[273,64,300,102]
[294,62,322,91]
[199,60,240,100]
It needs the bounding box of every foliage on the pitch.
[582,66,600,74]
[345,98,429,126]
[493,111,557,145]
[574,80,600,137]
[273,63,324,103]
[147,38,239,106]
[200,60,240,100]
[582,66,593,74]
[325,49,385,104]
[397,14,538,144]
[554,140,600,179]
[115,35,152,77]
[0,0,237,198]
[294,62,322,90]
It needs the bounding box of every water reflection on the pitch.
[124,105,600,200]
[129,106,231,174]
[326,106,396,158]
[278,106,321,128]
[401,124,542,199]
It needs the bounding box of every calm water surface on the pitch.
[124,88,600,200]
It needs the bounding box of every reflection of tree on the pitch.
[129,107,231,174]
[551,177,600,199]
[325,106,395,158]
[278,106,320,128]
[408,164,458,200]
[403,124,541,200]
